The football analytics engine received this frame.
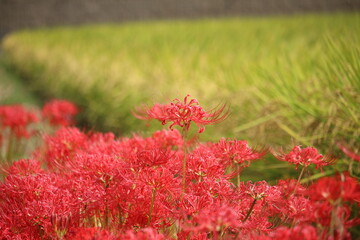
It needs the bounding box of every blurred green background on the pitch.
[2,13,359,146]
[1,12,359,182]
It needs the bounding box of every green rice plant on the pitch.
[1,13,359,153]
[0,56,40,106]
[253,33,360,152]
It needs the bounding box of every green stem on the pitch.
[181,124,189,196]
[292,166,306,195]
[103,182,110,228]
[148,188,156,226]
[300,169,334,184]
[349,159,354,176]
[181,154,187,195]
[236,164,241,187]
[243,199,257,222]
[117,205,123,228]
[6,133,14,163]
[212,230,218,240]
[104,201,109,227]
[329,204,337,239]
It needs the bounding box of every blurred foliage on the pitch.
[0,56,40,106]
[1,12,359,158]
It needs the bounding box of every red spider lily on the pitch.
[185,203,241,239]
[1,100,360,239]
[308,172,360,203]
[306,173,360,239]
[337,142,360,162]
[151,129,184,148]
[189,176,237,201]
[42,99,78,126]
[177,232,208,240]
[208,138,267,166]
[40,127,87,170]
[0,173,83,239]
[285,196,313,223]
[272,145,335,169]
[178,194,213,218]
[135,95,228,133]
[238,215,273,237]
[121,228,166,240]
[186,147,228,181]
[258,224,318,240]
[241,181,282,201]
[67,227,116,240]
[310,201,358,231]
[236,181,283,227]
[135,148,172,168]
[277,179,307,198]
[1,158,44,176]
[0,105,38,138]
[138,167,179,191]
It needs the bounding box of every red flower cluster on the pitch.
[0,99,358,239]
[135,95,228,133]
[259,224,318,240]
[0,105,38,138]
[308,172,360,203]
[42,99,78,126]
[208,138,267,166]
[0,100,79,163]
[273,145,335,169]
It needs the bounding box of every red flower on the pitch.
[277,179,307,198]
[2,159,44,176]
[273,146,335,169]
[42,127,87,169]
[151,129,184,148]
[121,228,166,240]
[0,105,38,138]
[135,95,228,133]
[188,203,240,234]
[241,181,281,201]
[259,224,318,240]
[42,99,78,126]
[0,173,82,239]
[308,172,360,203]
[68,227,116,240]
[337,142,360,162]
[135,148,172,168]
[209,138,266,166]
[138,166,179,191]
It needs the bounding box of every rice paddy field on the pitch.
[1,12,359,152]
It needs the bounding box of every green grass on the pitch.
[0,55,40,106]
[1,12,359,153]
